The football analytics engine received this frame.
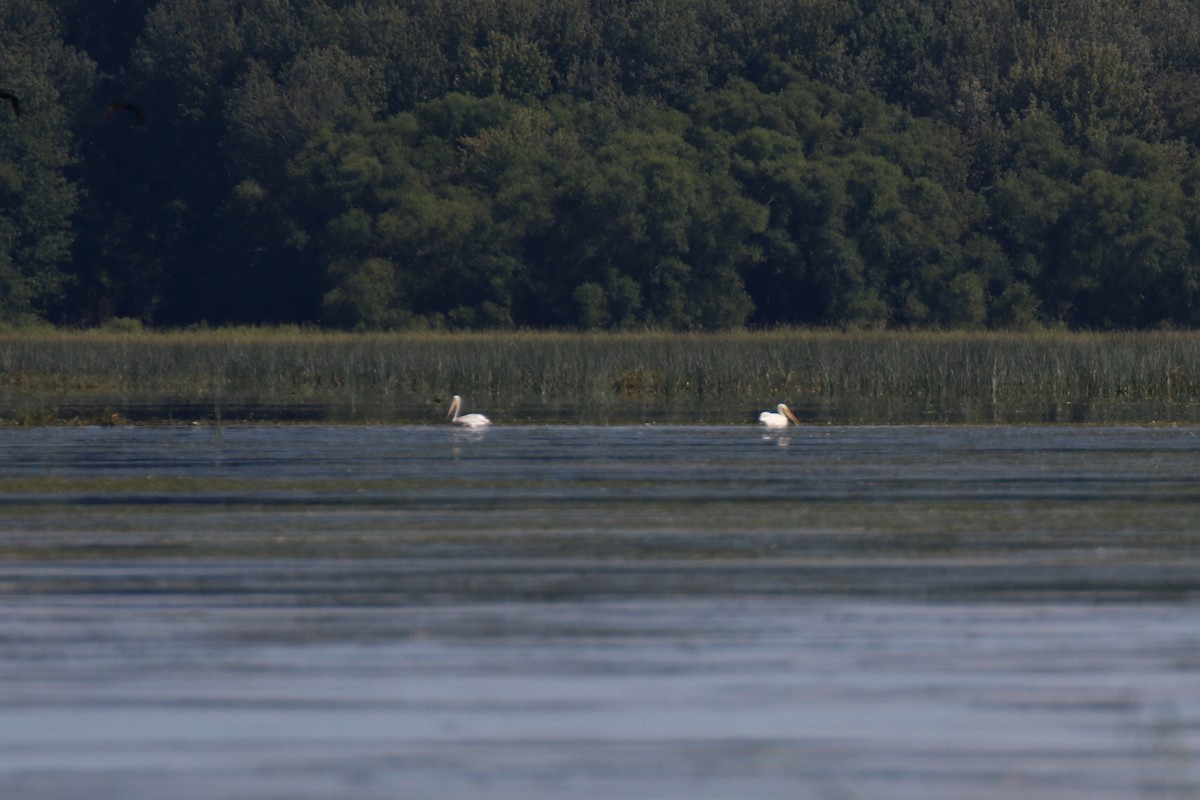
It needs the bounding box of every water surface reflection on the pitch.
[1,425,1198,799]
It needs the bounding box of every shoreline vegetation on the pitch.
[2,329,1199,426]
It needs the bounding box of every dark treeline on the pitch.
[5,0,1200,331]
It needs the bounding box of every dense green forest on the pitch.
[4,0,1200,331]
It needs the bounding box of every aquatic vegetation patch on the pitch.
[3,329,1200,423]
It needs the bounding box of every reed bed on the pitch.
[1,328,1199,424]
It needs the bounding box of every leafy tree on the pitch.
[224,45,384,180]
[1052,165,1192,327]
[1009,40,1159,146]
[697,67,975,328]
[458,31,554,100]
[542,104,762,329]
[0,0,93,324]
[290,96,523,329]
[338,1,455,112]
[594,0,718,104]
[56,0,157,75]
[1,0,1199,332]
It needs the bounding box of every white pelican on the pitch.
[759,403,801,428]
[447,395,491,427]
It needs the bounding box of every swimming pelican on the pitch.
[759,403,801,428]
[447,395,491,427]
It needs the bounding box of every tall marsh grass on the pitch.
[1,328,1199,423]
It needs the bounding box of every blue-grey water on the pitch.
[1,424,1199,799]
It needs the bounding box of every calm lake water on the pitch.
[1,424,1199,799]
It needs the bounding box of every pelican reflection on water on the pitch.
[758,403,801,428]
[447,395,491,427]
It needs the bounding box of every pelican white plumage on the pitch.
[447,394,491,427]
[758,403,801,428]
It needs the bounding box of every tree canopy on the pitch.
[4,0,1200,330]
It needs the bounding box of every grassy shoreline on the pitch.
[2,328,1199,425]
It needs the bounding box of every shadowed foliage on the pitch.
[3,0,1200,332]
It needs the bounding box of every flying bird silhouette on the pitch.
[105,101,144,124]
[0,90,19,118]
